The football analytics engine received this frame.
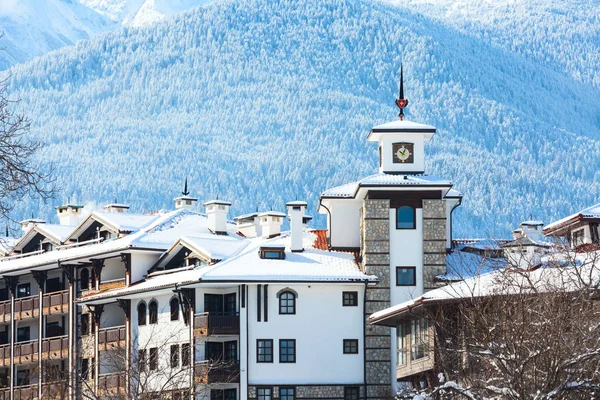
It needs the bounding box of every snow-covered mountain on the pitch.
[0,0,214,69]
[4,0,600,237]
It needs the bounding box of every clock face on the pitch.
[392,142,414,164]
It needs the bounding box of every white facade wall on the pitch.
[246,283,364,385]
[325,199,362,249]
[101,258,126,282]
[131,251,162,283]
[379,134,426,174]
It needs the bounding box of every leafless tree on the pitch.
[401,243,600,400]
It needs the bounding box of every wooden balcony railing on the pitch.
[98,278,126,292]
[41,336,69,361]
[98,372,126,396]
[14,296,39,320]
[14,339,38,364]
[193,312,240,337]
[42,291,69,316]
[41,381,68,399]
[0,301,10,324]
[98,325,126,351]
[12,384,38,400]
[0,344,9,367]
[194,361,240,384]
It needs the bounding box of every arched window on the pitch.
[138,302,147,326]
[80,268,89,290]
[396,206,416,229]
[279,291,296,315]
[149,300,158,324]
[170,297,179,321]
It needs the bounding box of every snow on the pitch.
[36,224,77,243]
[90,211,158,232]
[176,235,248,261]
[544,202,600,233]
[321,173,453,198]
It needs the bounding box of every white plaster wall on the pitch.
[379,134,425,174]
[131,252,161,283]
[325,199,362,249]
[15,320,39,340]
[100,303,126,328]
[101,258,126,282]
[247,284,364,385]
[389,208,424,306]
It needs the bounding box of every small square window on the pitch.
[279,339,296,363]
[280,387,295,400]
[343,339,358,354]
[343,292,358,307]
[257,339,273,363]
[257,387,272,400]
[344,387,360,400]
[396,267,416,286]
[16,283,30,298]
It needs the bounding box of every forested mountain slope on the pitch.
[5,0,600,237]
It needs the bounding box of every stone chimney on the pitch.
[103,203,129,213]
[258,212,285,238]
[204,200,232,235]
[286,201,307,252]
[55,204,83,226]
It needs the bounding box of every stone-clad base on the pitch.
[248,385,365,399]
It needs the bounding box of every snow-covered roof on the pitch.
[521,220,543,226]
[286,201,308,207]
[173,195,198,201]
[370,254,598,327]
[103,203,130,209]
[78,230,376,304]
[320,173,453,199]
[257,211,286,218]
[544,202,600,234]
[443,249,506,281]
[9,223,76,255]
[501,236,553,248]
[65,211,159,241]
[203,200,232,206]
[19,218,46,224]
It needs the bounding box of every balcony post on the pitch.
[4,275,18,400]
[31,270,46,400]
[91,259,104,291]
[117,299,131,397]
[60,264,76,399]
[89,304,103,396]
[120,254,131,286]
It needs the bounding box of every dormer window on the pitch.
[259,246,285,260]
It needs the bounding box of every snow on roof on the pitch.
[370,253,599,326]
[521,220,544,226]
[443,249,506,281]
[79,230,376,303]
[320,173,453,198]
[93,211,157,232]
[103,203,130,209]
[446,188,463,198]
[369,119,436,132]
[501,236,553,248]
[173,195,198,201]
[257,211,286,218]
[37,224,76,243]
[178,235,248,261]
[544,202,600,233]
[19,218,46,224]
[203,200,232,206]
[286,201,308,207]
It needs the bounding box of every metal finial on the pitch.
[395,64,409,121]
[5,224,8,237]
[182,178,190,196]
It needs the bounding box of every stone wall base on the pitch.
[248,385,365,400]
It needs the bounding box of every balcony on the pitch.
[41,336,69,361]
[42,291,69,316]
[14,340,38,364]
[194,361,240,384]
[14,296,40,321]
[41,381,68,399]
[98,278,126,292]
[0,301,10,324]
[98,326,126,351]
[98,372,126,396]
[193,313,240,337]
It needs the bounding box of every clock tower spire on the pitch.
[396,64,408,120]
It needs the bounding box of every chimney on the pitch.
[204,200,232,235]
[55,204,83,226]
[286,201,307,252]
[234,212,260,238]
[174,178,198,210]
[103,203,129,213]
[20,218,45,233]
[258,212,285,238]
[520,220,544,241]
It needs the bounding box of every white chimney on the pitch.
[55,204,83,226]
[204,200,232,235]
[258,212,285,238]
[103,203,129,213]
[520,220,544,241]
[286,201,307,252]
[20,218,45,233]
[234,212,260,238]
[174,196,198,210]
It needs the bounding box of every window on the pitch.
[81,314,90,336]
[80,268,89,290]
[16,283,30,298]
[211,389,237,400]
[225,341,237,361]
[343,291,358,306]
[280,387,295,400]
[81,358,90,380]
[149,347,158,370]
[17,327,30,342]
[182,343,190,366]
[149,300,158,324]
[572,229,585,247]
[396,267,416,286]
[397,323,407,366]
[257,387,272,400]
[16,370,29,386]
[410,319,429,361]
[138,349,146,371]
[138,302,147,326]
[343,339,358,354]
[279,339,296,363]
[46,277,62,293]
[170,297,179,321]
[224,389,236,400]
[170,344,180,368]
[259,246,285,260]
[396,206,415,229]
[344,387,360,400]
[279,291,296,315]
[257,339,273,363]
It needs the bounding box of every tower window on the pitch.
[138,302,147,326]
[170,297,179,321]
[396,206,416,229]
[149,300,158,324]
[397,267,416,286]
